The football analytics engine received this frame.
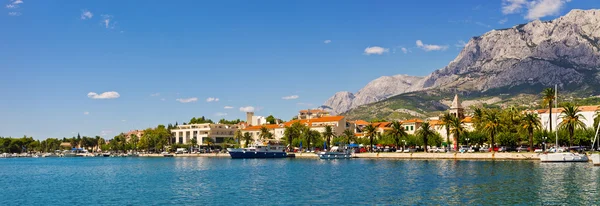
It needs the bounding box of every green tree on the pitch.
[416,122,436,152]
[322,125,334,149]
[303,129,321,151]
[190,137,198,148]
[483,109,501,152]
[266,115,277,124]
[449,116,464,151]
[243,132,253,148]
[283,122,304,150]
[386,121,407,149]
[259,126,273,141]
[203,138,214,148]
[558,104,586,147]
[440,112,454,147]
[364,124,378,152]
[542,87,556,133]
[521,113,541,152]
[343,129,355,144]
[234,130,243,148]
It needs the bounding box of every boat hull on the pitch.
[540,153,589,162]
[229,151,287,159]
[591,154,600,166]
[318,152,352,159]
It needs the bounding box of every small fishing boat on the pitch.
[162,152,174,157]
[318,146,353,160]
[227,142,287,159]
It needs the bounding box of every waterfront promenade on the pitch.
[139,152,542,160]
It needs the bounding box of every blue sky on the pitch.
[1,0,597,139]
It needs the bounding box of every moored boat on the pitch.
[591,154,600,166]
[540,152,589,162]
[227,142,287,159]
[318,146,353,159]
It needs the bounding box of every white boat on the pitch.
[590,154,600,166]
[227,142,287,159]
[42,153,59,157]
[161,152,174,157]
[317,146,352,159]
[540,152,589,162]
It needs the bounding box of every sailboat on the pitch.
[540,85,589,163]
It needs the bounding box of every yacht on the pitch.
[42,153,59,158]
[540,152,589,162]
[227,142,287,159]
[317,146,352,159]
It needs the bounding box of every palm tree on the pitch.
[386,121,407,150]
[303,129,320,152]
[521,113,541,152]
[203,138,214,149]
[542,87,556,133]
[322,125,334,149]
[440,112,454,149]
[416,122,436,152]
[343,129,355,145]
[483,110,501,152]
[259,126,273,141]
[559,104,586,147]
[364,124,378,152]
[449,116,464,151]
[472,108,484,131]
[242,132,253,148]
[190,137,198,148]
[234,130,243,148]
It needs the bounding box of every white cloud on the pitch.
[455,40,467,48]
[87,91,120,99]
[224,106,234,109]
[282,95,299,100]
[12,0,23,5]
[215,112,228,117]
[150,93,160,97]
[401,47,408,54]
[239,106,255,112]
[364,46,389,55]
[176,97,198,103]
[206,97,220,102]
[101,14,115,29]
[8,11,20,16]
[83,111,90,115]
[498,18,509,24]
[416,40,448,51]
[475,21,491,28]
[6,4,17,9]
[81,10,93,20]
[525,0,570,20]
[324,40,332,44]
[502,0,528,14]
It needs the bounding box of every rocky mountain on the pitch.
[325,9,600,116]
[323,75,423,114]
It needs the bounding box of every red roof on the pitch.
[283,116,345,127]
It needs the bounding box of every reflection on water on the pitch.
[0,158,599,205]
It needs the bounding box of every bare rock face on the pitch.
[323,75,423,114]
[325,9,600,114]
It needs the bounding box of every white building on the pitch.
[171,123,241,146]
[534,106,598,131]
[246,112,267,126]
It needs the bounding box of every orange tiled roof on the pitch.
[372,122,391,128]
[355,133,365,137]
[429,120,442,126]
[353,120,370,125]
[283,116,345,127]
[462,116,473,123]
[242,124,284,131]
[537,105,599,114]
[401,118,424,124]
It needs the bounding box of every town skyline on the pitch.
[2,0,597,139]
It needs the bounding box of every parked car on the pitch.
[516,146,529,152]
[459,146,469,153]
[467,147,477,153]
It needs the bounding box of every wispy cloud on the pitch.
[81,9,93,20]
[239,106,255,112]
[215,112,228,117]
[12,0,23,4]
[475,21,491,28]
[416,40,448,51]
[101,14,115,29]
[87,91,120,99]
[206,97,220,102]
[498,18,509,24]
[224,106,234,109]
[324,40,332,44]
[501,0,571,20]
[455,40,467,48]
[83,111,90,115]
[160,98,166,101]
[8,11,20,16]
[282,95,299,100]
[6,4,17,9]
[176,97,198,103]
[401,47,408,54]
[525,0,571,20]
[150,93,160,97]
[364,46,389,55]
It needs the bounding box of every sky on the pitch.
[1,0,598,139]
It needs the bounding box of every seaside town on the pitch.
[2,91,600,163]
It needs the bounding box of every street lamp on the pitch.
[466,138,470,148]
[542,136,547,152]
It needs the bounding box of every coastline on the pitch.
[137,152,542,160]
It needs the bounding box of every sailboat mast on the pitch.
[555,84,558,150]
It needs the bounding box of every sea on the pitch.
[1,157,599,205]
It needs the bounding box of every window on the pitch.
[411,126,414,131]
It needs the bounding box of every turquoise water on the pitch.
[1,158,599,205]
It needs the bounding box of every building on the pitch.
[246,112,267,126]
[534,105,598,131]
[239,116,351,145]
[297,109,331,120]
[242,124,286,143]
[170,123,241,146]
[124,130,144,142]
